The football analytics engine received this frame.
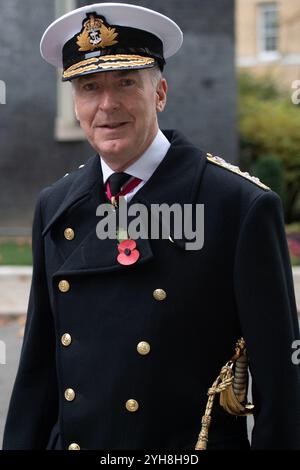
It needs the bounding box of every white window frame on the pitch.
[55,0,85,141]
[257,2,280,62]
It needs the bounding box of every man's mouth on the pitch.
[99,122,128,129]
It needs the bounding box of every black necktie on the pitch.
[107,172,131,197]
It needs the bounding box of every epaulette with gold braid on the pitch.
[206,153,270,191]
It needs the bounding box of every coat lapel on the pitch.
[43,154,154,275]
[45,130,207,276]
[129,130,207,249]
[42,154,104,237]
[131,130,207,208]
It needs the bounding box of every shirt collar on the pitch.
[101,129,170,185]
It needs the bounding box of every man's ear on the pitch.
[74,103,80,121]
[156,78,168,113]
[72,82,80,121]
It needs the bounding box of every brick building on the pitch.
[236,0,300,88]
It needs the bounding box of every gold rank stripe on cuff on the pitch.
[206,153,270,191]
[63,55,155,79]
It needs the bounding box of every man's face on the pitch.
[72,69,168,169]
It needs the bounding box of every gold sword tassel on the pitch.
[195,338,254,450]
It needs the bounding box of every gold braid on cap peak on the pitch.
[206,153,270,191]
[63,55,155,79]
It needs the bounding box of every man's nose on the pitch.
[98,89,120,111]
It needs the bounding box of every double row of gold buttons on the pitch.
[60,228,167,450]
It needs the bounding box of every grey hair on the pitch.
[148,65,163,87]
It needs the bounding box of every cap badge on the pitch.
[76,13,118,52]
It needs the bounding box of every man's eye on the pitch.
[82,83,98,91]
[120,79,135,87]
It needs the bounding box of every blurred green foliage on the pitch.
[0,240,32,266]
[238,73,300,223]
[251,154,286,201]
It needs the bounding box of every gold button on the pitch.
[65,388,76,402]
[126,399,139,412]
[58,280,70,293]
[61,333,72,347]
[64,228,75,241]
[153,289,167,301]
[68,443,80,451]
[137,341,151,356]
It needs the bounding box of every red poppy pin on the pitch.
[117,239,140,266]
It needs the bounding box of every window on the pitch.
[258,2,279,61]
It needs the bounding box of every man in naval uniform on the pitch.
[3,3,300,450]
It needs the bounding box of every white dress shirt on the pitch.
[100,129,171,203]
